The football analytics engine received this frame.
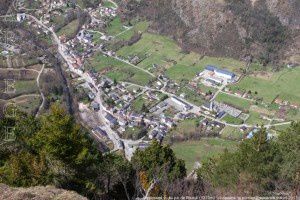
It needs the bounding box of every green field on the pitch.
[172,138,238,173]
[16,96,41,114]
[116,21,149,41]
[57,19,79,38]
[102,0,116,8]
[170,118,200,138]
[176,86,206,107]
[215,92,253,110]
[87,53,153,85]
[117,32,245,82]
[15,80,39,95]
[246,111,270,126]
[220,126,245,140]
[230,67,300,104]
[123,126,145,140]
[106,17,126,36]
[271,123,290,133]
[222,115,244,125]
[198,83,218,94]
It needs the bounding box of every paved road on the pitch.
[121,81,292,129]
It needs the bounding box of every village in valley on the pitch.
[1,0,300,172]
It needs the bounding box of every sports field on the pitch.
[172,138,238,173]
[230,67,300,104]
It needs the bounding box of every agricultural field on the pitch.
[270,123,291,133]
[171,119,199,137]
[117,32,246,83]
[87,53,154,85]
[220,126,245,140]
[106,17,127,36]
[14,80,39,96]
[14,95,41,114]
[102,0,117,8]
[172,138,238,173]
[229,67,300,104]
[222,115,244,125]
[57,19,79,38]
[246,111,270,126]
[115,21,149,41]
[198,83,218,94]
[175,86,206,107]
[169,117,204,139]
[215,92,253,110]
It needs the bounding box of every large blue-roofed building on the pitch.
[205,65,235,80]
[205,65,217,72]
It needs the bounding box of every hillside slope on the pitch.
[119,0,300,65]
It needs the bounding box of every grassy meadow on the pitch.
[172,138,238,173]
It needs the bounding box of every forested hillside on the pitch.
[0,105,299,199]
[118,0,300,66]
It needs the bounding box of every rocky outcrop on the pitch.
[0,184,87,200]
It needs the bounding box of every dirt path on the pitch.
[36,64,45,117]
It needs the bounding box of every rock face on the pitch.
[0,184,87,200]
[121,0,300,64]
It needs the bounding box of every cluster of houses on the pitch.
[79,70,214,143]
[274,98,300,109]
[99,6,116,17]
[93,77,177,142]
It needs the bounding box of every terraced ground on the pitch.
[0,54,42,113]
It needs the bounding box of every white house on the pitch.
[17,13,26,22]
